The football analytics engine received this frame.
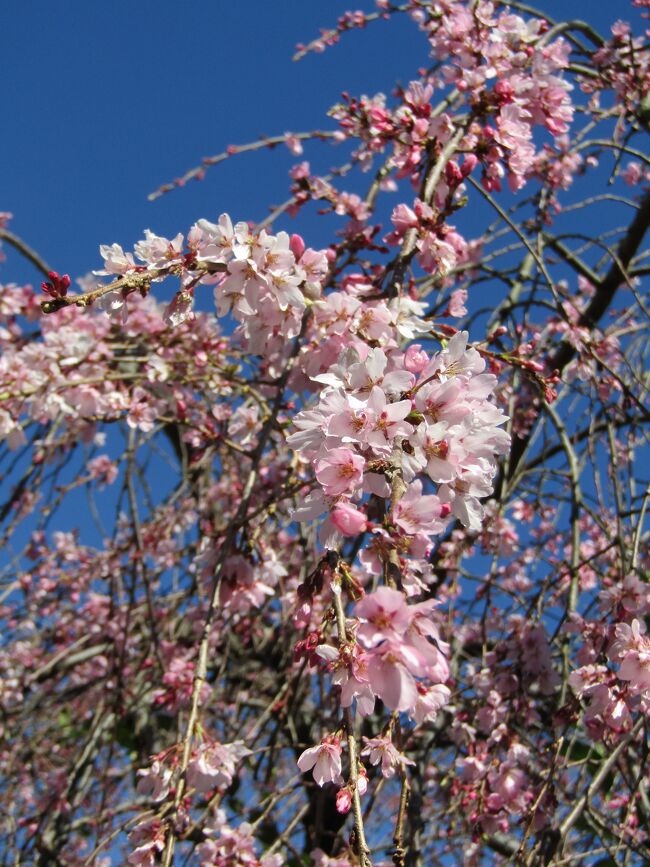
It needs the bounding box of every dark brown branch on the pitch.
[499,188,650,496]
[0,228,53,278]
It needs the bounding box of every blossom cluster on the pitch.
[327,2,574,193]
[568,576,650,740]
[320,586,451,719]
[96,214,329,366]
[290,331,509,550]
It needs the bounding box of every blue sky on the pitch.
[3,1,621,290]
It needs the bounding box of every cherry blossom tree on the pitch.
[1,2,649,865]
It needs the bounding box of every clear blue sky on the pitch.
[3,1,620,290]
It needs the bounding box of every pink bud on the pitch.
[331,502,368,536]
[494,80,515,104]
[461,153,478,176]
[357,767,368,795]
[336,787,352,814]
[290,233,305,260]
[445,160,463,187]
[404,344,429,373]
[41,271,71,298]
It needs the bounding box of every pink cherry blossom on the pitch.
[392,480,447,535]
[314,447,365,496]
[361,734,415,779]
[297,736,344,786]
